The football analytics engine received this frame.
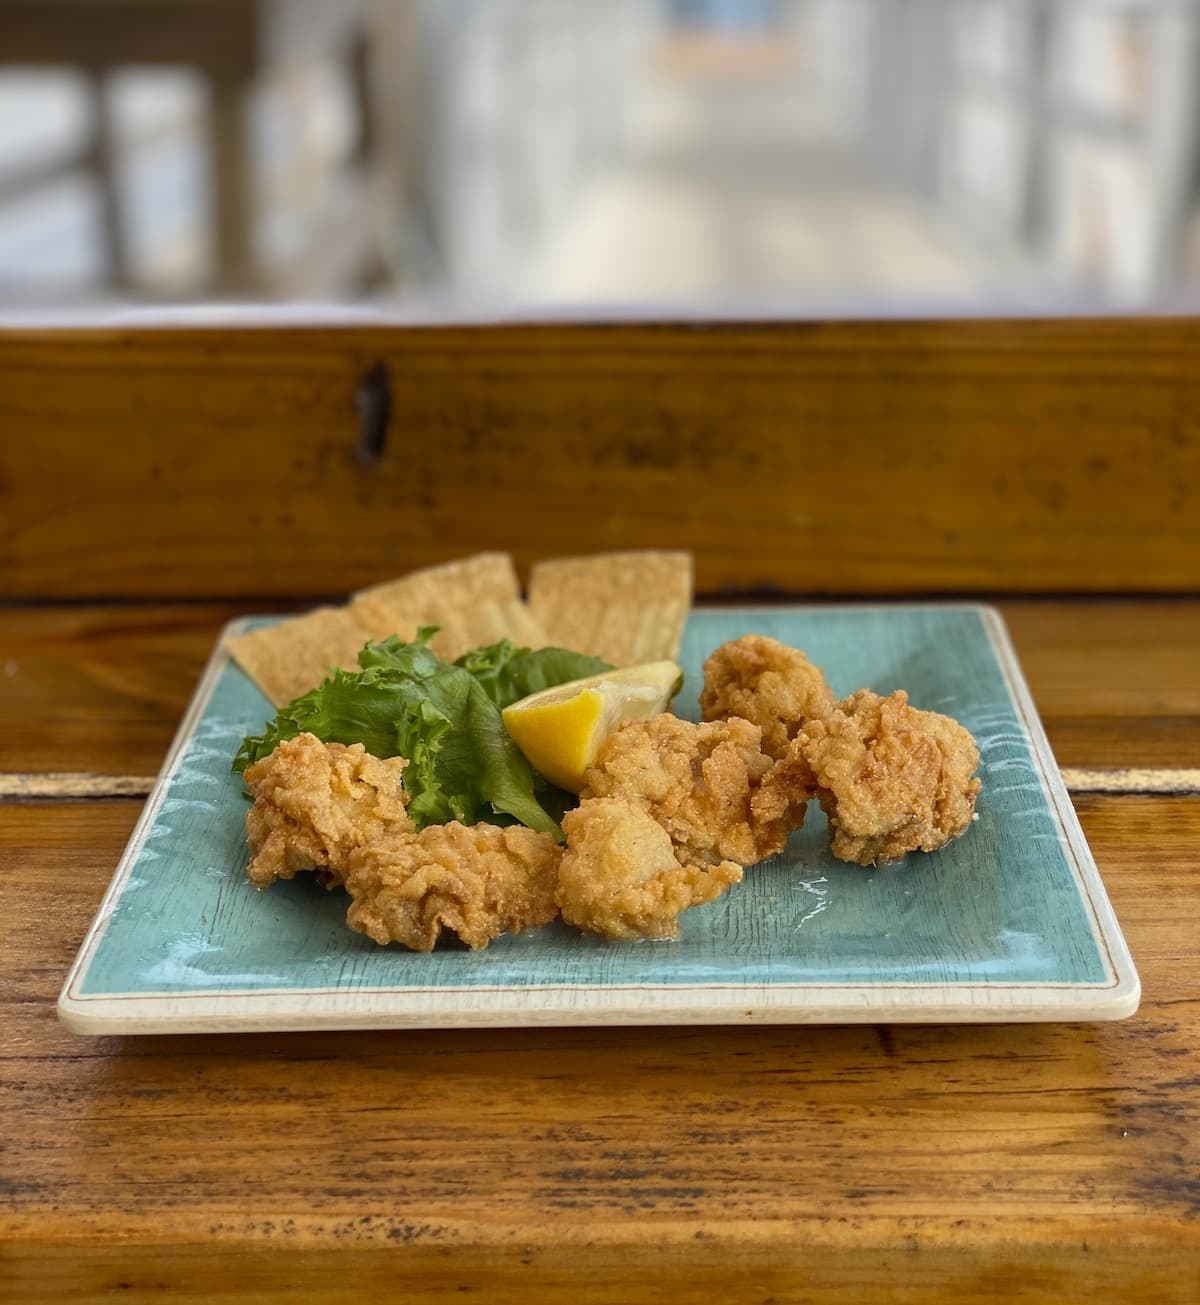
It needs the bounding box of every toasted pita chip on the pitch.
[527,551,693,666]
[226,607,376,707]
[350,553,546,661]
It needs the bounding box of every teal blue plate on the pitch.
[59,605,1138,1032]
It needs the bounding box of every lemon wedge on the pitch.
[501,661,684,793]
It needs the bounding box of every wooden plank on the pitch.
[1,320,1199,599]
[0,0,375,74]
[1001,599,1200,768]
[0,603,253,775]
[83,71,130,293]
[2,600,1197,777]
[1,797,1197,1302]
[0,2,258,76]
[5,1240,1193,1304]
[206,76,257,295]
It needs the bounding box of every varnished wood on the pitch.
[5,314,1197,1297]
[0,603,253,775]
[2,320,1200,599]
[207,77,256,295]
[7,1241,1196,1304]
[0,2,258,76]
[1001,599,1200,768]
[2,600,1196,777]
[0,0,373,75]
[1,797,1196,1300]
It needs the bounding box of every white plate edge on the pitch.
[975,604,1139,1010]
[57,616,256,1016]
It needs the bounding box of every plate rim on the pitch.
[57,603,1140,1033]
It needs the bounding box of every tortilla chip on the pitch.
[350,553,546,661]
[226,607,377,707]
[527,551,693,665]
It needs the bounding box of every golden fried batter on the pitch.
[243,733,412,889]
[700,634,837,761]
[558,797,742,942]
[768,689,981,866]
[342,821,562,951]
[582,713,806,871]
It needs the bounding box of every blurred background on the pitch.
[1,0,1198,314]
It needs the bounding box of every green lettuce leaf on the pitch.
[231,628,445,772]
[455,640,612,708]
[232,628,562,837]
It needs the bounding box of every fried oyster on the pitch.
[557,797,743,942]
[700,634,836,762]
[243,733,412,889]
[556,714,808,940]
[581,712,806,870]
[765,689,981,866]
[343,821,562,951]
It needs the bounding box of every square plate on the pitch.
[59,605,1139,1033]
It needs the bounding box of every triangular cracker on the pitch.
[527,551,693,665]
[226,607,376,707]
[350,553,546,661]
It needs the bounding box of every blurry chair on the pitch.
[0,0,385,296]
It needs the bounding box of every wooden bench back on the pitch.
[2,319,1197,599]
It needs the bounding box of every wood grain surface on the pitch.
[4,317,1198,1299]
[2,320,1200,599]
[1,797,1197,1301]
[999,601,1200,770]
[3,600,1197,778]
[0,603,252,775]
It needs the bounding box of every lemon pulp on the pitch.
[501,660,683,793]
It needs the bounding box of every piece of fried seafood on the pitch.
[342,821,562,951]
[580,713,809,872]
[242,733,412,889]
[700,634,836,761]
[764,689,981,867]
[557,797,742,942]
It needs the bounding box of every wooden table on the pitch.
[2,322,1198,1301]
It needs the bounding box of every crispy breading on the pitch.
[767,689,981,866]
[558,797,742,941]
[700,634,836,760]
[581,713,807,871]
[342,821,562,951]
[242,734,412,889]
